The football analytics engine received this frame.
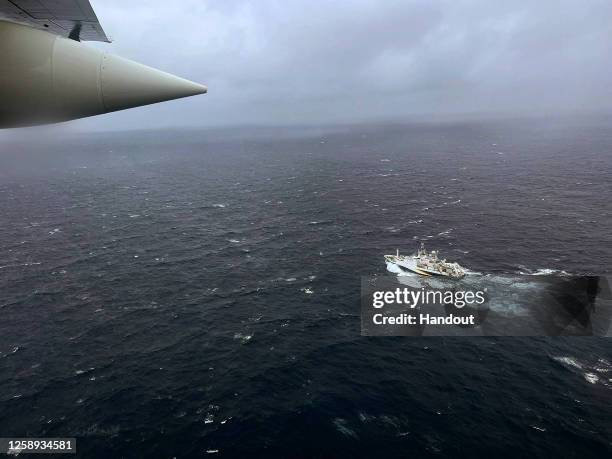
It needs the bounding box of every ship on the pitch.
[385,243,466,278]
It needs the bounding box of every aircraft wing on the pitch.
[0,0,110,42]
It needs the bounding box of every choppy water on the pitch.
[0,119,611,457]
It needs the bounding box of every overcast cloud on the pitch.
[71,0,612,130]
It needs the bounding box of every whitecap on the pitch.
[233,333,253,344]
[75,367,95,376]
[520,268,571,276]
[553,356,583,370]
[333,418,357,438]
[531,268,558,275]
[594,358,611,373]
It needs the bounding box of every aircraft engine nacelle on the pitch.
[0,20,207,128]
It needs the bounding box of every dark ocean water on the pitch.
[0,118,611,457]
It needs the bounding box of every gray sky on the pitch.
[72,0,612,130]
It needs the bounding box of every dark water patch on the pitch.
[0,119,611,457]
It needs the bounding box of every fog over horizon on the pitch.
[22,1,612,130]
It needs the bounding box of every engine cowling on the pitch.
[0,20,207,128]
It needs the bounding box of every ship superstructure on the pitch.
[385,243,466,278]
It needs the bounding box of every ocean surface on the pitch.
[0,118,611,457]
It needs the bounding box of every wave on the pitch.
[552,355,611,389]
[518,268,571,276]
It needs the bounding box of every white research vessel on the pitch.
[385,243,466,278]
